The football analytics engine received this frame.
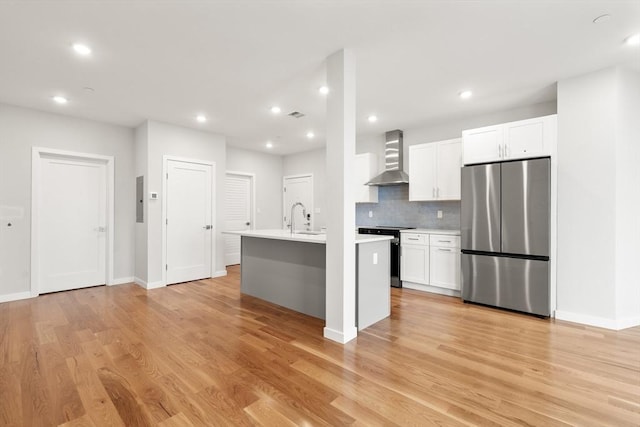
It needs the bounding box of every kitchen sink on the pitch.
[295,231,324,235]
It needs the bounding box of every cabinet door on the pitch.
[429,246,460,290]
[355,153,378,203]
[408,143,436,201]
[436,139,462,200]
[462,125,503,165]
[504,115,554,160]
[401,244,429,284]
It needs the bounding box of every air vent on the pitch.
[288,111,305,118]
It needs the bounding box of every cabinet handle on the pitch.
[432,187,436,198]
[438,240,451,243]
[504,144,509,158]
[438,248,452,252]
[408,237,420,241]
[436,187,440,198]
[498,144,502,158]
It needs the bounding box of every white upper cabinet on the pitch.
[409,138,461,201]
[462,114,556,165]
[355,153,379,203]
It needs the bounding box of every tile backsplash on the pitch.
[356,185,460,230]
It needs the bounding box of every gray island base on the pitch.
[233,230,392,331]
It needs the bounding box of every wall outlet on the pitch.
[373,252,378,265]
[368,210,373,218]
[437,210,443,219]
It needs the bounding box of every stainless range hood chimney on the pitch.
[366,130,409,186]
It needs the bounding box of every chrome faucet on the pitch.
[290,202,307,235]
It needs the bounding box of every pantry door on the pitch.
[224,172,254,266]
[283,174,313,231]
[165,158,214,284]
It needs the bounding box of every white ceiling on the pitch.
[0,1,638,155]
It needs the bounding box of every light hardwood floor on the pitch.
[1,265,638,426]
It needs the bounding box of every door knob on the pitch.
[203,225,212,230]
[245,222,250,226]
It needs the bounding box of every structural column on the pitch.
[324,49,357,343]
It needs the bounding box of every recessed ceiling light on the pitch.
[592,14,611,24]
[367,115,378,123]
[318,86,329,95]
[52,95,68,104]
[270,106,281,114]
[266,141,273,148]
[72,43,92,56]
[625,33,640,46]
[459,90,473,99]
[306,131,315,139]
[196,115,207,123]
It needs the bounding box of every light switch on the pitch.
[373,252,378,265]
[368,210,373,218]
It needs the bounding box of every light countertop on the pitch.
[223,229,394,245]
[400,229,460,235]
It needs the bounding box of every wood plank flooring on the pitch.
[1,265,638,426]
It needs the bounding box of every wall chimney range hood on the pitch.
[366,130,409,186]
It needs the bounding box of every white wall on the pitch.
[0,103,135,298]
[283,148,327,230]
[144,120,227,285]
[134,122,148,283]
[614,68,640,323]
[226,147,283,229]
[556,66,639,329]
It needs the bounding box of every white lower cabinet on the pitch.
[400,244,429,284]
[401,231,460,295]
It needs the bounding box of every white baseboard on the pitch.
[212,270,227,278]
[555,310,640,330]
[323,326,358,344]
[111,276,134,286]
[134,277,165,290]
[402,281,461,298]
[0,291,34,304]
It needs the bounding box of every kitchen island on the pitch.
[224,229,393,330]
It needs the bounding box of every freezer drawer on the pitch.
[461,253,550,316]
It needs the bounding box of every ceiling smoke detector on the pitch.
[288,111,305,118]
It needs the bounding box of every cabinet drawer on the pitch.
[402,233,427,245]
[429,235,460,248]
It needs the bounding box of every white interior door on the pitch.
[166,160,213,284]
[224,173,253,266]
[283,175,313,231]
[38,155,107,293]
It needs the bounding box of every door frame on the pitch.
[225,170,256,231]
[162,155,216,286]
[31,147,115,296]
[282,173,314,230]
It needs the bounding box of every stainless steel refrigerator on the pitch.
[461,157,550,316]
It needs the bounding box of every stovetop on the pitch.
[358,226,415,231]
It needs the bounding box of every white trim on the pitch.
[226,170,256,230]
[162,156,216,286]
[323,326,358,344]
[31,147,115,296]
[112,277,134,286]
[212,270,227,278]
[549,115,558,316]
[282,173,314,230]
[402,281,461,298]
[134,277,165,289]
[0,291,35,304]
[555,310,640,330]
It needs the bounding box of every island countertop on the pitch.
[223,229,394,244]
